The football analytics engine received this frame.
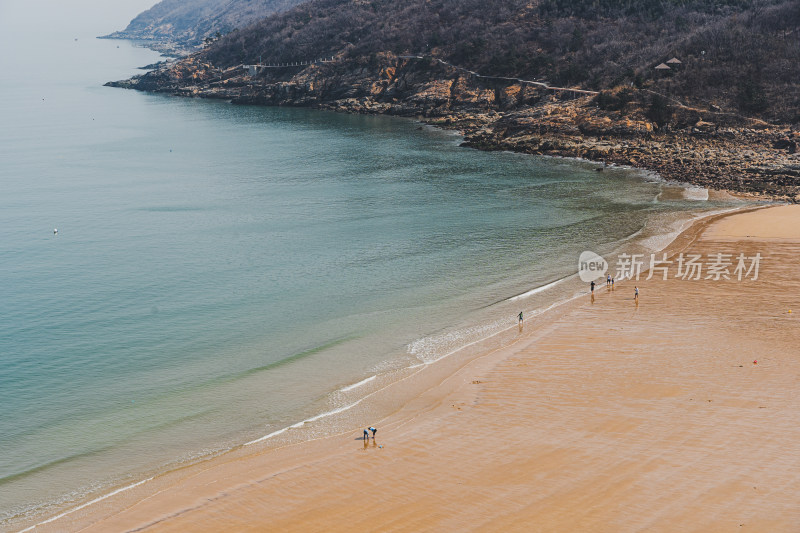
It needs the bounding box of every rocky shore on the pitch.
[107,53,800,201]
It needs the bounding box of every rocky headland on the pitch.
[108,52,800,201]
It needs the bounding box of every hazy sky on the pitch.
[0,0,158,40]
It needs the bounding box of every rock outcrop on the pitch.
[107,53,800,201]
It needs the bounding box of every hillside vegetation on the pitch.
[198,0,799,122]
[110,0,800,198]
[103,0,306,47]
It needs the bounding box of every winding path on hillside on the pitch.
[398,55,599,96]
[239,54,773,126]
[242,54,598,96]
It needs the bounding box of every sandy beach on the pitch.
[32,205,800,532]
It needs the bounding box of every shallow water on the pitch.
[0,4,746,527]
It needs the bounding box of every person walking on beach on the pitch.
[607,274,611,287]
[634,286,639,301]
[369,426,377,439]
[611,277,615,289]
[590,280,595,293]
[518,311,524,324]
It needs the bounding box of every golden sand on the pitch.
[703,204,800,241]
[38,205,800,532]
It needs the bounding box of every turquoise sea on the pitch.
[0,1,745,529]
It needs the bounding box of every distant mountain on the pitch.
[102,0,306,49]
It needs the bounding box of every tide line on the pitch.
[339,375,376,392]
[243,427,290,446]
[508,277,567,302]
[412,320,518,366]
[244,397,369,446]
[19,477,154,533]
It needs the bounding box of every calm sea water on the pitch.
[0,4,744,528]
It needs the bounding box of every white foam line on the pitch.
[18,477,154,533]
[24,361,432,530]
[245,397,370,446]
[413,277,595,367]
[252,323,535,446]
[303,402,360,424]
[420,207,752,368]
[244,427,289,446]
[252,206,754,449]
[618,224,647,245]
[416,289,592,368]
[417,321,519,366]
[508,277,566,301]
[23,205,750,533]
[339,375,376,392]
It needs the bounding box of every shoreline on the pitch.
[2,70,757,528]
[13,200,772,532]
[59,202,800,531]
[106,50,800,201]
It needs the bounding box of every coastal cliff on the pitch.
[106,0,800,199]
[108,52,800,200]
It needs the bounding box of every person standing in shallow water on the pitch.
[363,428,369,441]
[634,286,639,302]
[369,427,377,439]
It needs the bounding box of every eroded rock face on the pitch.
[107,53,800,200]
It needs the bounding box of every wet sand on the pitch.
[40,205,800,532]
